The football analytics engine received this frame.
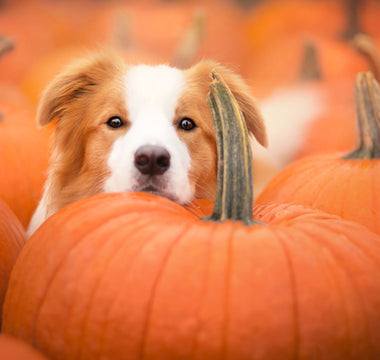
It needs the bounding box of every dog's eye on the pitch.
[179,118,196,131]
[106,117,124,129]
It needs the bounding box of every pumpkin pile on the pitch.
[0,0,380,359]
[1,70,380,360]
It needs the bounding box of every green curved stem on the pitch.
[203,72,261,225]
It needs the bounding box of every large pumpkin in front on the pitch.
[3,73,380,360]
[2,192,380,360]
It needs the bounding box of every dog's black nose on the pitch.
[134,145,171,176]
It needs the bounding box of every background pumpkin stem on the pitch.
[0,36,13,57]
[172,9,205,69]
[299,41,323,81]
[344,72,380,159]
[204,72,260,226]
[351,34,380,82]
[341,0,362,39]
[0,36,13,122]
[109,11,133,50]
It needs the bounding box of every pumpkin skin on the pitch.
[256,153,380,234]
[0,199,26,328]
[0,334,48,360]
[2,192,380,360]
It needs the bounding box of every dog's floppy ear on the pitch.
[37,52,123,127]
[188,61,268,147]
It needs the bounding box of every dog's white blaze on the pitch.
[104,64,193,203]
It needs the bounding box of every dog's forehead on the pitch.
[124,65,185,119]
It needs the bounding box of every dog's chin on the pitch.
[133,184,178,203]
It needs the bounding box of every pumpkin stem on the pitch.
[344,72,380,159]
[0,36,13,57]
[203,72,260,225]
[299,41,323,81]
[341,0,362,39]
[109,11,133,49]
[172,9,205,69]
[351,33,380,82]
[0,37,13,122]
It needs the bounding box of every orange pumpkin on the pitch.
[1,0,123,86]
[0,199,26,328]
[0,334,48,360]
[83,0,247,68]
[294,33,380,159]
[3,72,380,360]
[0,39,50,227]
[257,71,380,234]
[0,101,49,227]
[243,0,378,98]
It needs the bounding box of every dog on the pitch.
[27,52,268,236]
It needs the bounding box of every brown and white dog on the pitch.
[27,52,267,236]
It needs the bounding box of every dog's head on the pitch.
[38,52,267,212]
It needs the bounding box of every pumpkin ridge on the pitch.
[269,228,300,359]
[137,223,194,359]
[0,217,24,256]
[323,220,380,268]
[325,221,380,349]
[275,158,338,207]
[97,218,192,359]
[76,215,164,359]
[371,171,379,234]
[31,211,151,350]
[190,222,217,359]
[310,160,354,211]
[339,163,372,228]
[259,157,335,204]
[294,159,341,207]
[28,205,181,347]
[1,195,99,338]
[308,221,377,355]
[220,223,235,358]
[292,223,354,357]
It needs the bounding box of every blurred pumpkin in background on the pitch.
[0,102,49,228]
[0,38,49,227]
[294,33,380,159]
[243,0,376,98]
[256,71,380,234]
[0,199,26,328]
[0,0,86,84]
